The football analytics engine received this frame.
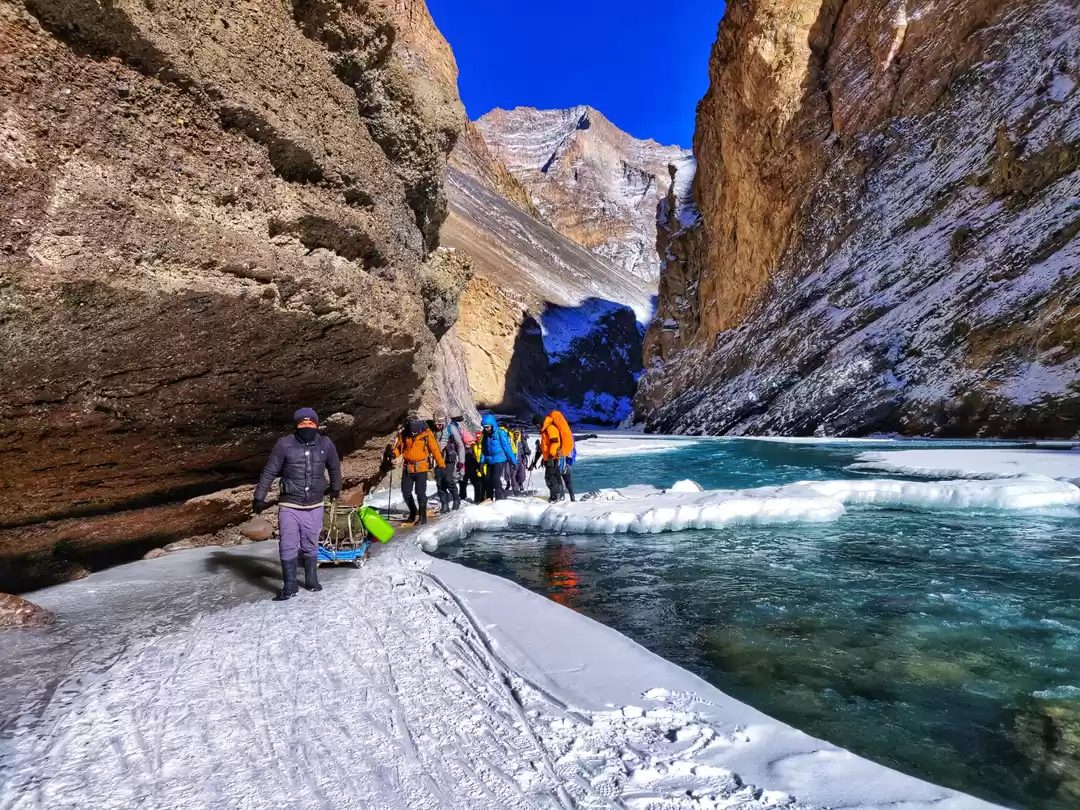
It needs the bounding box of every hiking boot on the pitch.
[273,558,298,601]
[303,556,322,592]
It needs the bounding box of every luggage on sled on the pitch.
[317,500,395,565]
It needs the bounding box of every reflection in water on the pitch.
[544,543,580,610]
[433,439,1080,810]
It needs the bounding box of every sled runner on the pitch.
[317,500,395,565]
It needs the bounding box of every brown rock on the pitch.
[238,516,274,542]
[142,548,168,560]
[0,0,466,589]
[0,593,56,629]
[637,0,1080,438]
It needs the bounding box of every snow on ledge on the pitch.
[414,476,1080,551]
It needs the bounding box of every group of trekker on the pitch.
[252,406,578,600]
[390,410,576,525]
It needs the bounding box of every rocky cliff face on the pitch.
[476,106,689,283]
[0,0,465,589]
[443,127,652,424]
[637,0,1080,438]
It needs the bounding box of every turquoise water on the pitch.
[432,438,1080,810]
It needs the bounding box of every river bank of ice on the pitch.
[10,434,1070,809]
[0,535,1001,809]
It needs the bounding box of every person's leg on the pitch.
[435,468,450,512]
[490,462,506,500]
[298,506,323,591]
[545,460,565,502]
[417,472,430,524]
[401,471,418,521]
[275,508,301,600]
[562,468,575,502]
[450,468,461,510]
[458,474,469,503]
[515,462,526,493]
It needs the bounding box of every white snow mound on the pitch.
[414,476,1080,551]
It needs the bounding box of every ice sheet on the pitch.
[849,448,1080,484]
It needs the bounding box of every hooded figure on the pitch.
[479,414,517,501]
[254,408,342,601]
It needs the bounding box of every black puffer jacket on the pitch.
[254,432,342,507]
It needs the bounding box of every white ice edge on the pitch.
[4,537,1003,810]
[849,447,1080,485]
[413,475,1080,551]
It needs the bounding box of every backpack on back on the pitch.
[549,411,574,458]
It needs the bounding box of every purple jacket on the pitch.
[255,433,341,507]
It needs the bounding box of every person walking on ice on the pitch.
[479,414,517,501]
[433,411,464,513]
[253,408,341,602]
[533,410,575,503]
[393,414,445,525]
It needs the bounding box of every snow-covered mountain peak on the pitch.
[476,106,690,283]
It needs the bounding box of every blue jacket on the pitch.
[480,414,517,466]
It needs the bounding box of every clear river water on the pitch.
[430,437,1080,810]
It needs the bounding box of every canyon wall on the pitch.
[637,0,1080,438]
[0,0,466,589]
[443,127,652,424]
[476,106,689,283]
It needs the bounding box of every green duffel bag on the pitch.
[358,506,395,543]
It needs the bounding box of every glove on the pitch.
[327,490,340,502]
[252,498,267,515]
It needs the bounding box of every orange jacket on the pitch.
[539,420,561,461]
[540,411,575,461]
[394,428,445,474]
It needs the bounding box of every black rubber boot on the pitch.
[303,556,322,592]
[273,558,298,601]
[438,490,450,513]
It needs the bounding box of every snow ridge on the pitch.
[414,476,1080,551]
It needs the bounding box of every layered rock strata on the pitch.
[444,128,652,423]
[0,0,465,589]
[476,106,689,283]
[637,0,1080,438]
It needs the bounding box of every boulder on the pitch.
[0,593,56,629]
[238,517,274,542]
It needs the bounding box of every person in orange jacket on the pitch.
[393,415,445,524]
[532,411,574,502]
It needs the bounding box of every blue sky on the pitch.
[426,1,726,149]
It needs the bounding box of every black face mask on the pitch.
[295,426,318,443]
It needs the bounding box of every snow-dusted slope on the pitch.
[442,130,654,423]
[637,0,1080,439]
[477,106,690,283]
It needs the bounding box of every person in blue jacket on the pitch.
[479,414,517,501]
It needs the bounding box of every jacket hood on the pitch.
[481,414,499,429]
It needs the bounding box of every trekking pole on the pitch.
[387,464,394,519]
